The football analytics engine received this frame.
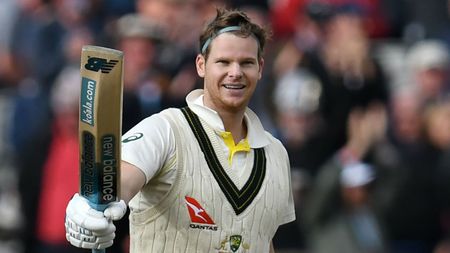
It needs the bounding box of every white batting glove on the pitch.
[65,193,127,249]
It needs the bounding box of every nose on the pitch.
[228,63,243,79]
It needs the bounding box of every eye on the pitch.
[216,59,229,65]
[241,60,256,66]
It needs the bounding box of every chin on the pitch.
[223,101,247,112]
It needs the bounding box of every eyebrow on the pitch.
[212,56,258,65]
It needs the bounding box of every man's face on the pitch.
[196,33,264,113]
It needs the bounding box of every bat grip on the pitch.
[87,200,109,253]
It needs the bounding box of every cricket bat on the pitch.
[79,45,123,253]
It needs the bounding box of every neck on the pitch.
[219,110,247,143]
[201,94,248,143]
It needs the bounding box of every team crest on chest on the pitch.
[185,196,218,231]
[217,234,250,253]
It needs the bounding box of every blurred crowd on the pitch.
[0,0,449,253]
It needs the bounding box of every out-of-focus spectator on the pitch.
[405,39,450,104]
[271,68,324,251]
[113,13,169,130]
[278,1,390,175]
[14,27,94,253]
[303,103,388,253]
[369,45,450,252]
[271,6,391,250]
[425,97,450,251]
[423,97,450,151]
[272,69,325,174]
[370,88,444,253]
[388,88,424,147]
[116,13,165,91]
[32,66,83,253]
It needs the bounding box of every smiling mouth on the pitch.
[223,84,245,89]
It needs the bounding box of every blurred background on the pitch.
[0,0,449,252]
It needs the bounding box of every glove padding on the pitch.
[65,193,127,249]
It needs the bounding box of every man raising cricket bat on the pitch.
[65,8,295,253]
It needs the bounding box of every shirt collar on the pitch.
[186,89,270,148]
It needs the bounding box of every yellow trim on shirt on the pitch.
[220,131,250,165]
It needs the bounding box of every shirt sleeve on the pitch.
[121,113,175,184]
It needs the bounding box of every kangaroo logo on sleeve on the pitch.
[185,196,217,231]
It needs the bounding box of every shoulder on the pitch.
[130,108,183,130]
[262,131,289,157]
[122,108,184,144]
[127,112,170,134]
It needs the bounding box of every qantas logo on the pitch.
[185,196,217,231]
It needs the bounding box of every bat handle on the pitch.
[87,201,109,253]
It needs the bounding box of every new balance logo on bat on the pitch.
[84,57,119,73]
[185,196,217,231]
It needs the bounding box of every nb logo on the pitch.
[84,57,118,73]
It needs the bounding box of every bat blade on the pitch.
[78,45,123,253]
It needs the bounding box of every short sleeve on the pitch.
[121,113,175,183]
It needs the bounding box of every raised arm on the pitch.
[120,161,146,204]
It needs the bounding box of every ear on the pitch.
[258,58,265,80]
[196,54,205,78]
